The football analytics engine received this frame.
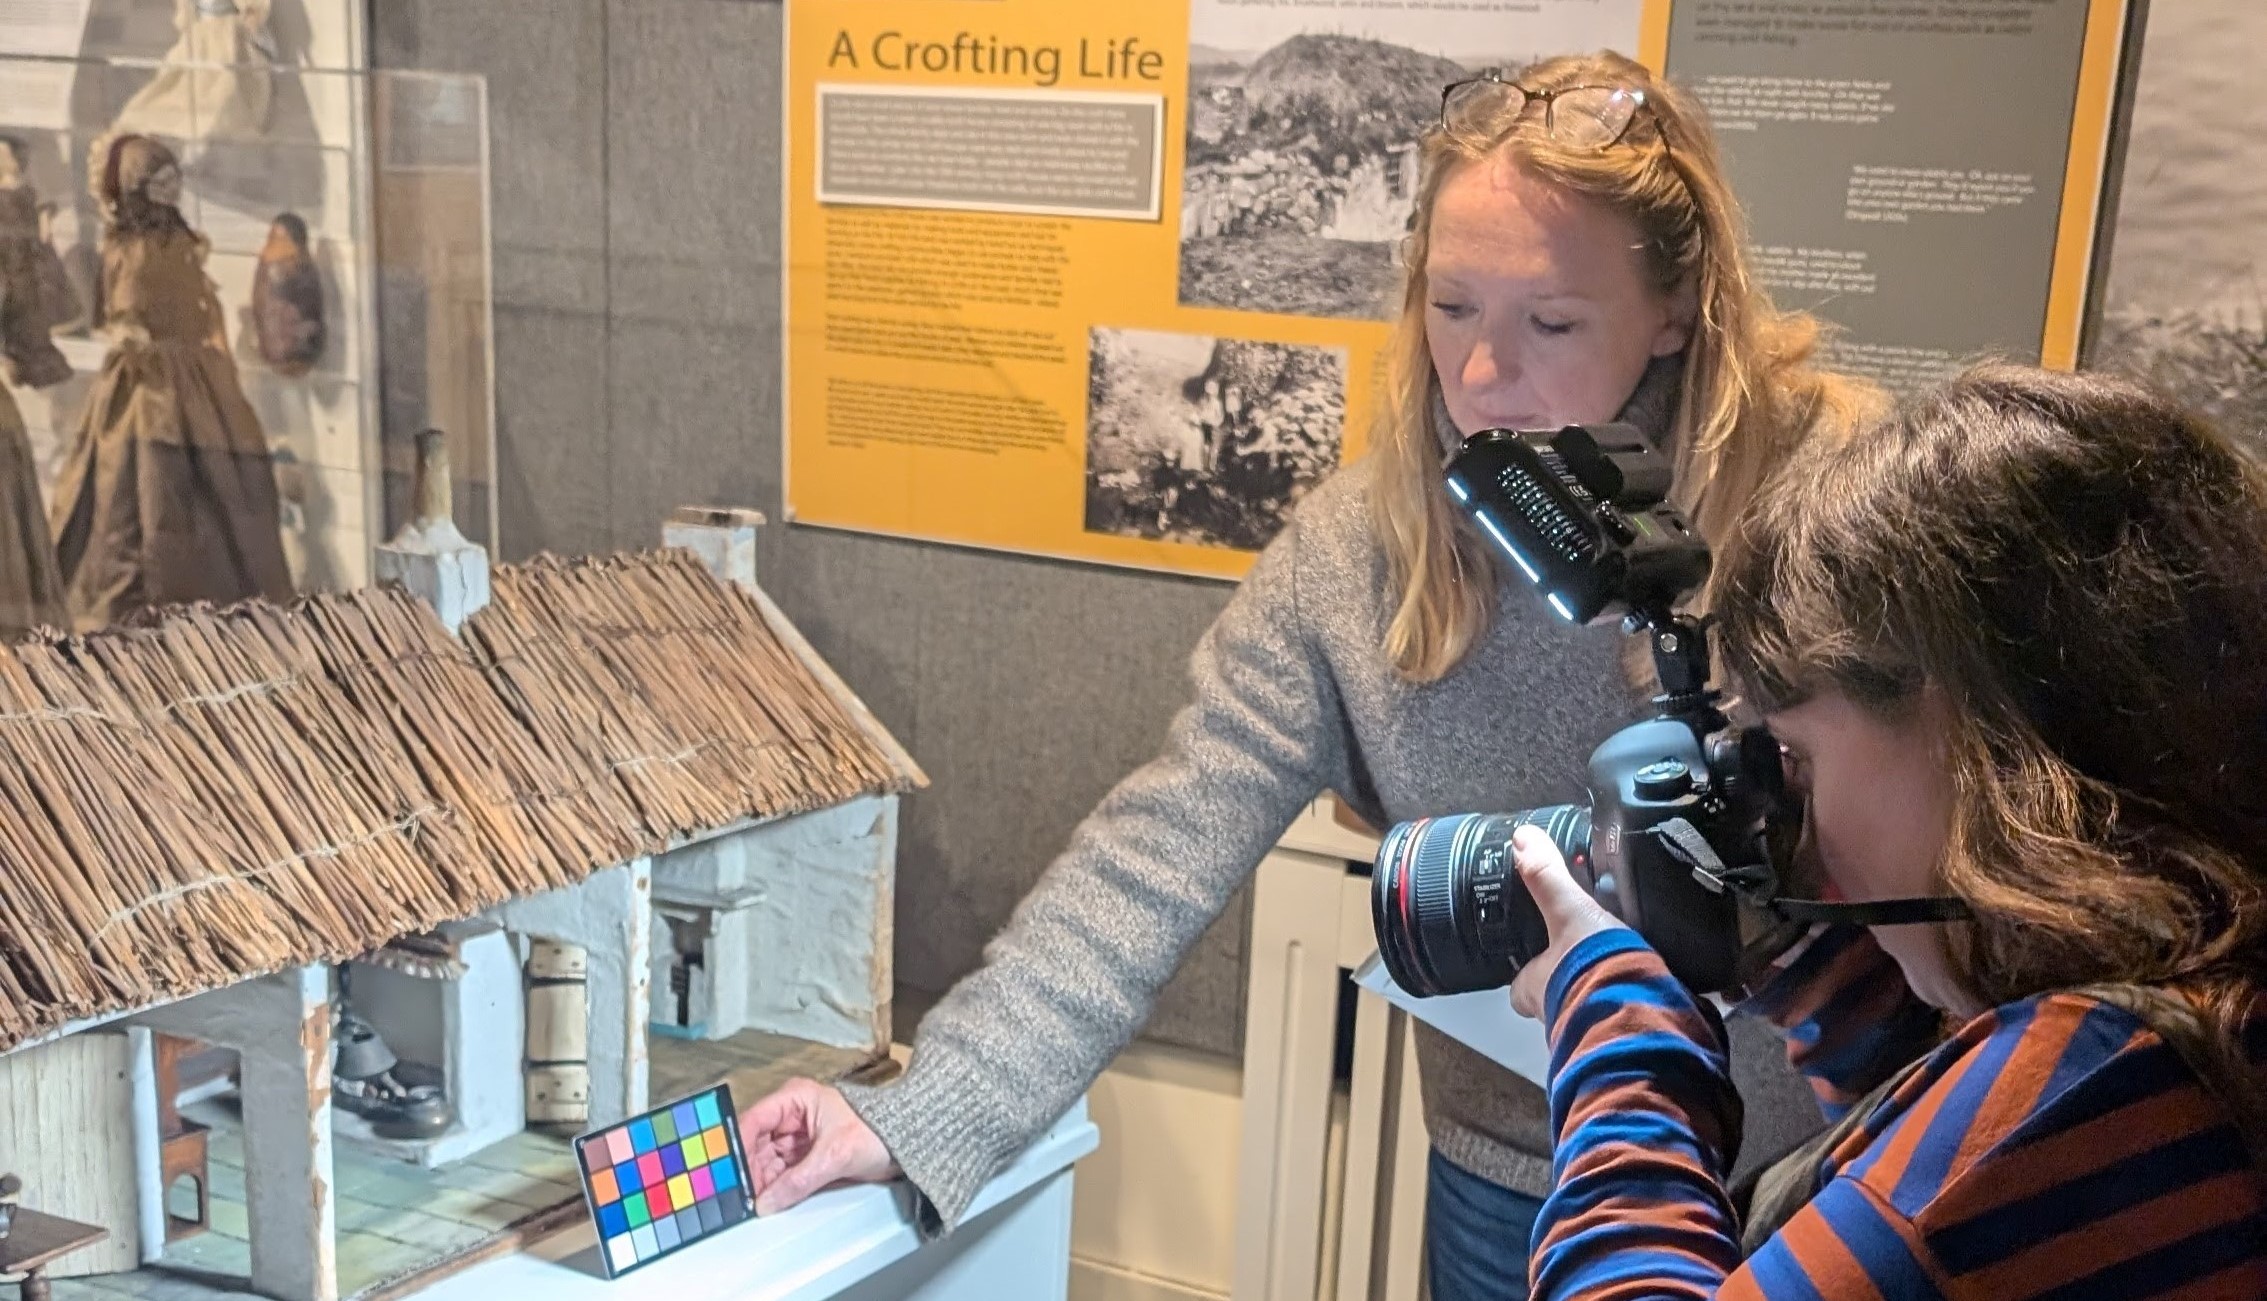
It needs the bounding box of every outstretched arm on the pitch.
[832,514,1350,1233]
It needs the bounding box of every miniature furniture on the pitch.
[0,1206,108,1301]
[0,1032,143,1276]
[152,1033,212,1242]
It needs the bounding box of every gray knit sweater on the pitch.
[844,364,1783,1232]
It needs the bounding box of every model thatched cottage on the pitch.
[0,446,922,1301]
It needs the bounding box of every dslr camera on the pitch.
[1371,423,1795,997]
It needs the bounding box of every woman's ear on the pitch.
[1651,276,1700,358]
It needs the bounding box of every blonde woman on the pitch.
[743,51,1879,1295]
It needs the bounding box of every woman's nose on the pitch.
[1463,332,1518,392]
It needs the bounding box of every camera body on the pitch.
[1372,423,1794,996]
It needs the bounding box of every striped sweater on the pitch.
[1531,927,2267,1299]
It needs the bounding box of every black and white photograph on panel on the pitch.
[1082,327,1346,552]
[1177,0,1639,321]
[2087,2,2267,444]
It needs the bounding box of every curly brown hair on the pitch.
[1713,361,2267,1158]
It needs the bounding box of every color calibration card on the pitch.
[574,1085,754,1278]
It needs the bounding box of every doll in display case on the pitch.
[110,0,277,149]
[251,211,324,376]
[0,142,72,640]
[0,137,82,335]
[48,133,292,629]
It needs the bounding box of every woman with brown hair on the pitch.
[49,133,292,629]
[1509,362,2267,1297]
[743,51,1877,1293]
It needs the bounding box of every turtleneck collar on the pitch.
[1429,351,1686,460]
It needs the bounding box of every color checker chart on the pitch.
[575,1084,755,1277]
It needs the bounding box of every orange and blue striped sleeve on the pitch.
[1532,929,1746,1300]
[1735,924,1944,1119]
[1530,931,2267,1299]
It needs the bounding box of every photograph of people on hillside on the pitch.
[1082,327,1346,552]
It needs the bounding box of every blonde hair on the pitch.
[1373,50,1881,681]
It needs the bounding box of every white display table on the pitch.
[411,1102,1098,1301]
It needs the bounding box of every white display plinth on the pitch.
[408,1102,1098,1301]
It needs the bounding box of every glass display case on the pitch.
[0,48,493,602]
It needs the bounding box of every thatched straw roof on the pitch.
[0,551,921,1052]
[467,551,922,844]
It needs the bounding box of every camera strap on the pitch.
[1653,818,1775,895]
[1651,817,1974,927]
[1767,896,1974,926]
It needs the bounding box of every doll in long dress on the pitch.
[0,137,84,336]
[0,147,72,639]
[48,134,292,629]
[110,0,276,146]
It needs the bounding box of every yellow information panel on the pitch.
[782,0,1643,580]
[782,0,2127,579]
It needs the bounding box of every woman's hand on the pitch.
[1509,825,1635,1019]
[737,1078,901,1215]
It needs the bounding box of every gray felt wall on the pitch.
[369,0,1254,1060]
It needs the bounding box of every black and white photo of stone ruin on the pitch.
[1083,327,1346,552]
[1178,34,1468,321]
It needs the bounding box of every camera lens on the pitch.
[1371,806,1593,996]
